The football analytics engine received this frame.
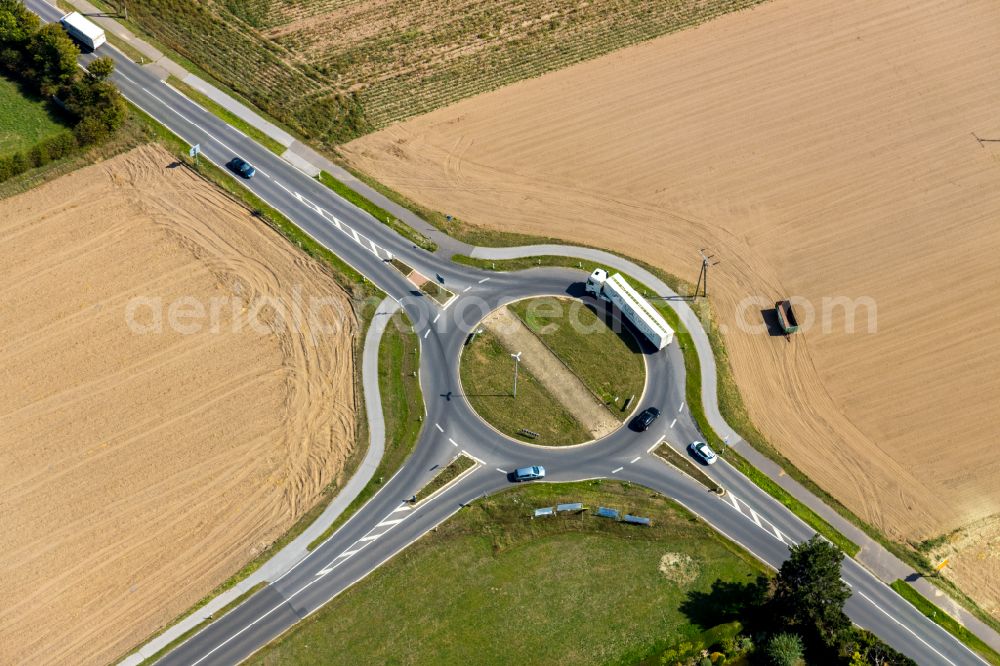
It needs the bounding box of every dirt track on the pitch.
[343,0,1000,612]
[0,145,357,664]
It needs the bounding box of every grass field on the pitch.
[508,296,645,414]
[0,76,68,157]
[248,481,766,665]
[460,329,590,444]
[109,0,768,147]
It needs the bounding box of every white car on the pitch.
[688,441,718,465]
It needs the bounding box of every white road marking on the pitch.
[359,534,380,542]
[424,329,430,339]
[496,468,508,474]
[463,286,472,292]
[378,518,405,527]
[369,239,378,253]
[341,548,363,557]
[678,402,686,413]
[435,423,444,432]
[117,72,136,85]
[611,466,623,474]
[391,504,411,513]
[350,227,361,243]
[143,87,194,124]
[478,277,490,283]
[448,438,458,447]
[432,313,441,324]
[630,456,641,464]
[669,418,677,428]
[855,590,958,666]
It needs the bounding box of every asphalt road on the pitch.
[24,3,989,664]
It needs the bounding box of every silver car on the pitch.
[688,441,718,465]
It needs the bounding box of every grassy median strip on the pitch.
[508,297,644,414]
[308,310,425,551]
[889,581,1000,666]
[419,279,454,305]
[316,171,436,252]
[460,329,590,444]
[654,442,724,494]
[166,76,287,155]
[248,480,767,666]
[452,253,860,556]
[414,454,476,504]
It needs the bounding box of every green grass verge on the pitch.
[414,454,476,503]
[166,76,287,155]
[316,170,436,252]
[248,480,766,666]
[0,76,68,157]
[508,296,645,415]
[460,328,591,445]
[452,254,859,556]
[654,443,724,494]
[890,581,1000,666]
[135,582,266,666]
[308,310,425,551]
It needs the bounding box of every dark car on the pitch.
[632,407,661,432]
[227,157,256,179]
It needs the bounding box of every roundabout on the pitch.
[458,295,647,446]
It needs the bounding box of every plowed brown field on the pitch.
[0,145,357,664]
[343,0,1000,615]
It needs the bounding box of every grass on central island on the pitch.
[508,297,646,414]
[0,76,68,158]
[460,329,590,444]
[248,481,767,666]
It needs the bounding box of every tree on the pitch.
[27,23,79,95]
[765,632,804,666]
[0,0,40,47]
[86,55,114,81]
[772,535,851,645]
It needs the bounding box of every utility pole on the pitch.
[511,352,522,398]
[693,249,720,299]
[468,327,484,346]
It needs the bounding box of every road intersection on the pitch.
[22,2,993,663]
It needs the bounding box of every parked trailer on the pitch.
[60,12,106,51]
[585,269,674,350]
[775,299,799,334]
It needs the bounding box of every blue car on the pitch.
[228,157,256,179]
[513,466,545,481]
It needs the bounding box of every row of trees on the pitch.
[0,0,126,151]
[670,536,916,665]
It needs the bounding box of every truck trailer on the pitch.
[775,299,799,335]
[585,269,674,350]
[59,12,106,51]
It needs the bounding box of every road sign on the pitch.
[189,144,200,157]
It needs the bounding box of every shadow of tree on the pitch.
[679,575,771,629]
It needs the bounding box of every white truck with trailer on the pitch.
[585,269,674,350]
[59,12,106,51]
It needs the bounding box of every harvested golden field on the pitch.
[343,0,1000,609]
[0,145,357,664]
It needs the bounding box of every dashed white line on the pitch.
[435,423,444,432]
[478,277,490,284]
[496,468,508,474]
[448,438,458,447]
[424,329,430,339]
[630,456,641,464]
[855,590,957,666]
[432,313,441,324]
[117,72,136,85]
[669,418,677,428]
[678,402,686,413]
[611,466,623,474]
[463,286,472,292]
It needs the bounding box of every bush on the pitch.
[765,633,804,666]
